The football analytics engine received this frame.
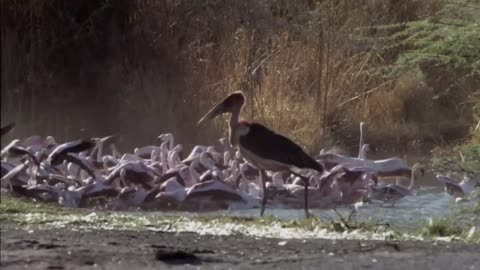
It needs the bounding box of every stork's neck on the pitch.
[229,104,242,128]
[228,102,243,147]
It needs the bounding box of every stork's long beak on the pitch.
[196,101,227,126]
[197,91,245,126]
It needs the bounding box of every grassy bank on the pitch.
[431,142,480,177]
[1,0,479,154]
[1,194,478,243]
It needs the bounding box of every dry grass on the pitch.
[470,92,480,144]
[1,0,478,154]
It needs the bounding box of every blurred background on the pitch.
[1,0,479,154]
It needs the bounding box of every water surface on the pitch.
[146,155,477,229]
[146,183,474,229]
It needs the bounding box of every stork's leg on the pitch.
[304,176,310,218]
[348,207,358,222]
[291,172,310,218]
[260,169,267,217]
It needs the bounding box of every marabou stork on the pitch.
[197,91,324,217]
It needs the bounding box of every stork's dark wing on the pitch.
[8,146,40,166]
[239,123,323,173]
[65,139,95,154]
[1,122,15,137]
[49,139,95,165]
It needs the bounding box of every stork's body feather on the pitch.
[238,123,323,173]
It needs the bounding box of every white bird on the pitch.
[358,122,366,159]
[21,136,57,154]
[155,178,187,203]
[158,133,174,150]
[167,144,183,169]
[91,135,117,163]
[116,186,159,207]
[318,153,411,178]
[181,145,208,164]
[1,139,20,159]
[27,184,83,208]
[1,161,29,186]
[184,178,246,210]
[436,175,479,198]
[359,144,371,160]
[370,163,424,204]
[134,145,160,158]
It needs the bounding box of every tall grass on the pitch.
[470,92,480,143]
[1,0,478,154]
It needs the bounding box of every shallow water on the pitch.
[231,186,457,228]
[146,176,477,229]
[143,154,477,229]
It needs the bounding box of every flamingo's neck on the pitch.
[358,123,364,158]
[408,165,420,190]
[360,144,369,160]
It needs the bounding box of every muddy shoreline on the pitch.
[1,223,479,270]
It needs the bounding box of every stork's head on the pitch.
[197,91,245,126]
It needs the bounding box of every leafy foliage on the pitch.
[368,0,480,77]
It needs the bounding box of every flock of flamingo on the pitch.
[1,91,478,217]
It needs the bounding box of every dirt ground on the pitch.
[1,223,479,270]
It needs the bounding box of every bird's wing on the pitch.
[62,139,95,155]
[8,146,40,166]
[1,122,15,137]
[384,184,411,196]
[155,171,184,186]
[1,163,27,183]
[63,154,96,179]
[239,123,323,172]
[436,175,460,186]
[48,139,95,165]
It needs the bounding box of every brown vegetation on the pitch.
[1,0,478,154]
